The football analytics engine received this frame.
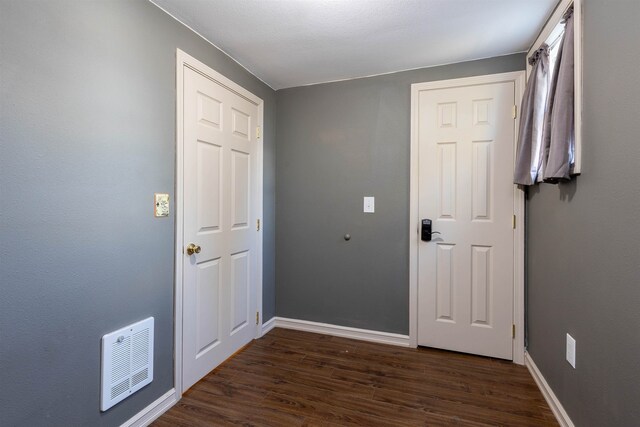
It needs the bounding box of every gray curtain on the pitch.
[542,7,575,182]
[514,46,550,185]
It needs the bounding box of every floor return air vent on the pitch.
[101,317,154,411]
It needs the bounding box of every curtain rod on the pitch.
[528,0,573,52]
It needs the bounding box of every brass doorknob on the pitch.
[186,243,201,255]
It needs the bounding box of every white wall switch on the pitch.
[566,333,576,368]
[363,196,375,213]
[154,193,170,217]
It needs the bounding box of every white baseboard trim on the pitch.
[261,316,276,336]
[271,317,410,347]
[120,388,178,427]
[525,352,575,427]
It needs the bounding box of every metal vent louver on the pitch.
[101,317,154,411]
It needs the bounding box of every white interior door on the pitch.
[182,66,259,391]
[417,80,515,360]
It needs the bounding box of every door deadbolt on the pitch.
[421,219,441,242]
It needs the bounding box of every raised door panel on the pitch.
[230,251,250,335]
[437,142,457,220]
[198,93,222,129]
[472,99,492,126]
[437,102,457,128]
[471,140,493,221]
[231,108,250,140]
[197,141,222,232]
[195,259,221,357]
[436,244,455,322]
[231,150,250,230]
[471,246,492,327]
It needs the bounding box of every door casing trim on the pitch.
[409,71,526,364]
[175,48,264,397]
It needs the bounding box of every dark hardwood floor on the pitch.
[152,328,557,426]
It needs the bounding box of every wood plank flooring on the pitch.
[152,328,557,426]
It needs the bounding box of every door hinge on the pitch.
[512,215,516,229]
[257,219,261,231]
[256,312,260,325]
[512,324,516,339]
[512,105,517,119]
[256,126,261,139]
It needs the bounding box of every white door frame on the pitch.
[174,49,264,396]
[409,71,526,364]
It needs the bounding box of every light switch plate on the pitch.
[566,333,576,368]
[154,193,169,217]
[363,196,375,213]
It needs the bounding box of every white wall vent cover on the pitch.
[101,317,154,411]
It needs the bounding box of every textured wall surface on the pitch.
[275,54,525,334]
[526,1,640,425]
[0,1,275,425]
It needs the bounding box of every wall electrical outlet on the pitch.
[566,333,576,368]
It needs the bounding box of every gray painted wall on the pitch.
[275,54,525,334]
[0,1,275,425]
[526,1,640,425]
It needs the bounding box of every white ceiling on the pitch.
[152,0,557,90]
